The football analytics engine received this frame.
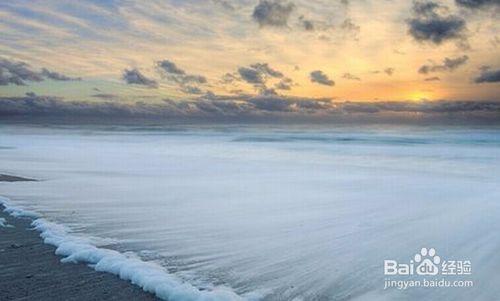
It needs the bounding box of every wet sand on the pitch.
[0,175,159,301]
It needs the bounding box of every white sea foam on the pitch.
[0,196,255,301]
[0,217,12,227]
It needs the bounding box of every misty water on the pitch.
[1,124,499,300]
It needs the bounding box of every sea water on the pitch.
[0,124,499,300]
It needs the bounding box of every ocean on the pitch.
[1,124,499,300]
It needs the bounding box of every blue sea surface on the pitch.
[0,124,499,300]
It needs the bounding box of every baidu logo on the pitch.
[414,247,440,276]
[384,247,471,276]
[384,247,441,276]
[383,247,473,290]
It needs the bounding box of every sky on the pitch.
[0,0,499,122]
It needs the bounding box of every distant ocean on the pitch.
[1,124,499,300]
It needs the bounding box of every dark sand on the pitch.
[0,176,160,301]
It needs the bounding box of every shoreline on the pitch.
[0,204,159,301]
[0,174,249,301]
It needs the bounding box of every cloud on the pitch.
[248,95,292,111]
[418,55,469,74]
[384,68,395,76]
[424,76,441,81]
[474,69,500,83]
[238,67,264,84]
[0,58,79,86]
[275,77,293,90]
[342,73,361,81]
[407,1,466,45]
[157,60,207,84]
[1,95,499,124]
[122,68,158,88]
[221,72,239,84]
[310,70,335,86]
[253,0,295,27]
[250,63,284,78]
[340,18,360,34]
[302,19,314,31]
[0,59,43,85]
[455,0,500,9]
[156,59,207,94]
[157,60,185,75]
[179,75,207,84]
[212,0,235,11]
[181,85,204,95]
[234,63,289,93]
[41,68,81,81]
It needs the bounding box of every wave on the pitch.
[0,196,259,301]
[231,134,500,146]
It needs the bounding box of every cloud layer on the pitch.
[1,94,498,124]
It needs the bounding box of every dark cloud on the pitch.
[340,18,360,34]
[180,75,207,84]
[407,1,466,45]
[1,95,499,124]
[122,68,158,88]
[248,96,291,111]
[275,77,294,90]
[310,70,335,86]
[0,58,80,86]
[298,15,317,31]
[0,59,42,85]
[384,68,395,76]
[238,67,264,84]
[371,68,396,76]
[181,85,204,95]
[455,0,500,9]
[302,19,314,31]
[474,69,500,83]
[156,59,207,93]
[157,60,185,75]
[418,55,469,74]
[253,0,295,27]
[221,72,239,84]
[424,76,441,81]
[157,60,207,84]
[41,68,81,81]
[234,63,289,93]
[212,0,235,10]
[250,63,284,78]
[412,1,441,16]
[342,73,361,81]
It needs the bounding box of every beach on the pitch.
[0,175,159,301]
[0,125,499,300]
